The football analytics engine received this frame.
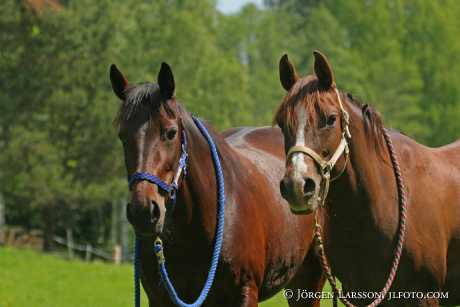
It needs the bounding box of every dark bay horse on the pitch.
[275,51,460,306]
[109,63,324,306]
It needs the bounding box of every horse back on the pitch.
[433,138,460,166]
[223,126,285,159]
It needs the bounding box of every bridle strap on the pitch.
[335,88,351,139]
[328,136,349,169]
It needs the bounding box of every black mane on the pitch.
[115,83,177,125]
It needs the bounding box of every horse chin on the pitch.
[289,203,315,215]
[134,232,155,240]
[289,198,318,215]
[134,227,163,240]
[154,223,165,237]
[290,207,312,215]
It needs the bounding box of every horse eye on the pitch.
[165,128,177,140]
[326,114,337,127]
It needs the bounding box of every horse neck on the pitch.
[173,113,232,243]
[326,103,399,235]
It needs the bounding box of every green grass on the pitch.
[0,247,337,307]
[0,247,148,307]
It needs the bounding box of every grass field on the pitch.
[0,247,338,307]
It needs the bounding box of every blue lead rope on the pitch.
[133,116,226,307]
[134,239,141,307]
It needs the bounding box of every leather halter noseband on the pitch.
[286,87,351,205]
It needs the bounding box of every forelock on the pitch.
[115,83,166,125]
[273,75,335,136]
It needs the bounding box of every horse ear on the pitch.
[110,64,129,100]
[158,62,175,100]
[313,50,335,90]
[279,54,299,91]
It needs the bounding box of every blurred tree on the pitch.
[112,0,252,129]
[401,0,460,145]
[0,0,125,248]
[0,0,459,253]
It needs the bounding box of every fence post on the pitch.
[66,228,74,259]
[113,244,122,264]
[85,244,92,262]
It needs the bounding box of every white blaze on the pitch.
[291,106,308,180]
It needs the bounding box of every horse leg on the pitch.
[285,248,325,307]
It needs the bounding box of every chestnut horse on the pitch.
[275,51,460,306]
[109,63,324,306]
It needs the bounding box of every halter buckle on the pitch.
[154,237,165,264]
[322,163,333,176]
[169,185,178,203]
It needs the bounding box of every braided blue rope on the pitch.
[129,172,173,193]
[133,116,226,307]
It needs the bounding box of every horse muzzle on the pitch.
[280,175,320,215]
[126,198,166,237]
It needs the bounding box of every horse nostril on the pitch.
[150,201,161,223]
[280,178,288,199]
[303,178,316,198]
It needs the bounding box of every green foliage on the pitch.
[0,0,459,247]
[263,0,460,143]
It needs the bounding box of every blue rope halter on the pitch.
[131,116,226,307]
[128,129,188,201]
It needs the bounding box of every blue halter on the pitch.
[131,116,226,307]
[128,129,188,203]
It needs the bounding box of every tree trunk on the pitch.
[110,201,118,246]
[0,193,5,245]
[42,205,55,251]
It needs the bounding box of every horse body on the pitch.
[275,51,460,306]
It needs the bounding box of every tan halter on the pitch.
[286,87,351,206]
